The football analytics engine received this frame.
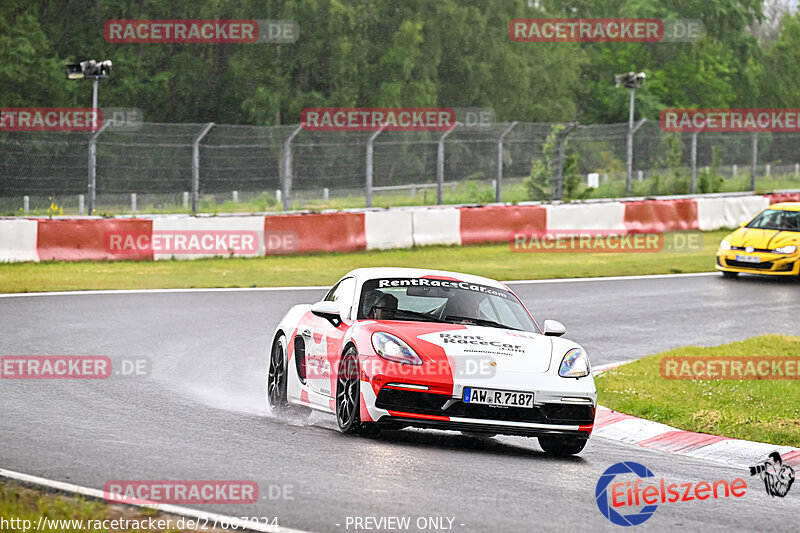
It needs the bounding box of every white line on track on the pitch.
[0,468,311,533]
[505,271,717,285]
[0,272,718,298]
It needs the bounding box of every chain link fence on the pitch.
[2,120,799,216]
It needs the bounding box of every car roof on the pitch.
[345,267,508,290]
[768,202,800,212]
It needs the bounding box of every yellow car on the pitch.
[716,202,800,278]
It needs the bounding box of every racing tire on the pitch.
[336,347,380,437]
[537,435,588,456]
[267,334,311,418]
[721,271,739,279]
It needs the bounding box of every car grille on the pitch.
[724,259,774,270]
[731,246,771,253]
[375,388,594,425]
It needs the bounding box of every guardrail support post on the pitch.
[496,121,517,203]
[625,118,647,195]
[690,130,699,194]
[192,122,215,215]
[282,125,303,211]
[87,121,110,215]
[437,123,459,205]
[750,133,758,191]
[553,122,578,201]
[366,126,386,208]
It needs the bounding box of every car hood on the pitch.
[394,323,554,373]
[727,227,800,249]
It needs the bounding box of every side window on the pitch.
[485,298,528,330]
[324,280,341,302]
[326,277,356,319]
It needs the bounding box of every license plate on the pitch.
[736,255,761,263]
[462,387,534,408]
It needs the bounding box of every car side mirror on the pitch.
[311,301,342,327]
[543,319,566,337]
[739,222,747,227]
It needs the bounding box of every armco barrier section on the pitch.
[37,219,153,261]
[459,205,547,245]
[696,196,770,231]
[411,208,461,247]
[3,194,797,263]
[366,210,414,250]
[766,193,800,204]
[0,220,38,262]
[546,203,625,231]
[151,216,266,260]
[623,199,699,233]
[264,212,366,254]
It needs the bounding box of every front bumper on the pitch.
[716,251,800,276]
[372,386,594,438]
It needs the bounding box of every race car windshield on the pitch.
[746,209,800,231]
[358,278,538,332]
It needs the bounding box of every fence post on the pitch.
[436,123,459,205]
[192,122,214,215]
[78,194,84,216]
[282,125,303,211]
[87,121,110,215]
[23,196,29,215]
[496,121,518,203]
[625,119,647,195]
[750,133,758,191]
[130,193,137,214]
[553,122,578,201]
[366,125,386,208]
[690,130,699,194]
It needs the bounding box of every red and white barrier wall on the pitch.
[0,193,794,262]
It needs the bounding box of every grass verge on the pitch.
[595,335,800,447]
[0,231,731,293]
[0,479,227,532]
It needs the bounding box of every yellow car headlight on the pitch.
[773,245,797,254]
[719,239,732,251]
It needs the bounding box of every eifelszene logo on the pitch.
[595,461,747,526]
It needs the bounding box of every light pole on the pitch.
[615,71,646,194]
[66,59,112,131]
[67,59,112,214]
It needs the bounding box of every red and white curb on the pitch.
[592,362,800,469]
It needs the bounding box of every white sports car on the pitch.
[267,267,597,455]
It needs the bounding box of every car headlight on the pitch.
[719,239,732,251]
[773,245,797,254]
[559,348,590,378]
[371,332,423,365]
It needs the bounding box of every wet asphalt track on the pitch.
[1,272,799,532]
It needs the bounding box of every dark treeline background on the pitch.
[2,0,799,126]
